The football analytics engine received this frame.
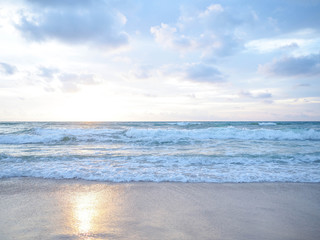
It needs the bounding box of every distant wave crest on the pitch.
[0,126,319,144]
[258,122,277,126]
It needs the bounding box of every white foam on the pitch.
[1,122,319,183]
[0,126,319,145]
[0,128,123,144]
[259,122,277,126]
[125,127,320,142]
[1,151,320,182]
[1,158,319,182]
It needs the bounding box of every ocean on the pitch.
[0,121,319,182]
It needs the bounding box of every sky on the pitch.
[0,0,319,121]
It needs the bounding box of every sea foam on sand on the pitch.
[0,178,320,240]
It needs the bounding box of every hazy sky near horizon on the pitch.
[0,0,320,121]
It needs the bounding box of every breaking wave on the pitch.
[0,126,319,144]
[1,122,319,183]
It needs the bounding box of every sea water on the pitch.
[0,121,319,182]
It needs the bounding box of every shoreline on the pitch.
[2,176,320,184]
[1,178,320,240]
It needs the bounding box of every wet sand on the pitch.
[0,178,320,240]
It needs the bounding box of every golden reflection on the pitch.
[74,193,98,235]
[67,186,122,239]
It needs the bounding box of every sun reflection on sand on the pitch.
[68,187,122,239]
[74,193,98,235]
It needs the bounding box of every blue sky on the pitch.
[0,0,319,121]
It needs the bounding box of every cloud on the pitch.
[150,3,245,57]
[35,66,100,92]
[279,42,299,51]
[132,62,225,84]
[231,1,320,38]
[34,65,100,92]
[58,73,99,92]
[131,65,155,79]
[185,63,224,83]
[198,4,224,17]
[0,62,17,75]
[295,83,310,88]
[150,23,194,51]
[239,90,272,99]
[38,66,59,79]
[16,0,129,48]
[149,1,320,60]
[259,53,320,77]
[246,38,302,53]
[268,1,320,33]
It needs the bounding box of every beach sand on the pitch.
[0,178,320,240]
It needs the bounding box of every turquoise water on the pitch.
[0,121,319,182]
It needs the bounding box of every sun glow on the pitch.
[56,86,134,121]
[73,193,99,235]
[68,187,123,238]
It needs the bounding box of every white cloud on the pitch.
[246,39,299,53]
[0,62,17,75]
[239,90,272,99]
[38,66,59,79]
[150,23,194,51]
[58,73,100,93]
[150,3,244,57]
[185,63,224,83]
[259,53,320,77]
[245,37,317,53]
[130,65,155,79]
[150,62,225,84]
[199,4,224,18]
[15,0,129,48]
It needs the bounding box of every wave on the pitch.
[1,156,319,182]
[0,126,319,144]
[167,122,203,126]
[258,122,277,126]
[124,127,320,142]
[0,128,123,144]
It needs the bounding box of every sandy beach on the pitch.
[0,178,319,240]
